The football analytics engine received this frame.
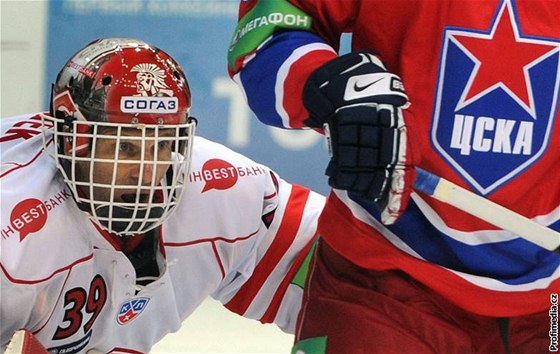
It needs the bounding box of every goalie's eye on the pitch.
[119,142,135,153]
[157,140,172,150]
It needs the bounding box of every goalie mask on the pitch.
[43,38,197,236]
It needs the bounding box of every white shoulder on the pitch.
[1,114,93,282]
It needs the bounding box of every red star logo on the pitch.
[452,1,557,117]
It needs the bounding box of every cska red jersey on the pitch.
[229,0,560,317]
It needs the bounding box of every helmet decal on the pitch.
[121,63,179,115]
[132,63,174,97]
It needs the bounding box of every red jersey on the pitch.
[229,0,560,317]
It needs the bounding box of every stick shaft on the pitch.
[413,168,560,251]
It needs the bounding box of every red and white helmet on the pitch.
[43,38,197,236]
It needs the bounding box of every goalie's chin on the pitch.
[94,204,165,235]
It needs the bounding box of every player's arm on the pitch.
[228,0,357,128]
[230,1,417,223]
[211,168,324,333]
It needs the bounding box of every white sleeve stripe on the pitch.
[276,43,337,128]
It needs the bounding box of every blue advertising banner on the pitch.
[45,0,330,195]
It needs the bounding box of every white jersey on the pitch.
[0,114,325,353]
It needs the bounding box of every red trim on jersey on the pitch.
[282,49,337,128]
[158,226,166,258]
[319,193,557,317]
[163,230,260,248]
[224,185,310,317]
[91,221,124,251]
[108,348,145,354]
[1,253,94,284]
[260,236,316,324]
[264,191,277,200]
[211,241,226,279]
[91,221,160,255]
[0,139,53,179]
[164,230,261,280]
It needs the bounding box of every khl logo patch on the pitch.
[431,0,559,194]
[117,297,150,325]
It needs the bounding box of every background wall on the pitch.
[1,1,47,117]
[0,0,332,352]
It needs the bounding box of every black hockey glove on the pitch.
[303,51,416,224]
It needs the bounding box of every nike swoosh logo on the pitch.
[353,77,384,92]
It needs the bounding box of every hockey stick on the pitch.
[413,168,560,251]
